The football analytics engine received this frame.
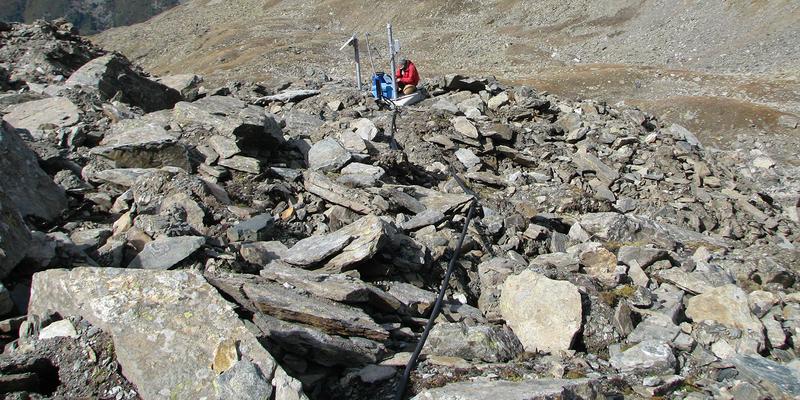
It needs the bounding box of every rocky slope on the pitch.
[0,0,181,34]
[1,20,800,400]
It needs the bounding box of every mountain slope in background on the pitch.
[0,0,182,34]
[92,0,800,153]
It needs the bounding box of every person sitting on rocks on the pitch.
[396,58,420,95]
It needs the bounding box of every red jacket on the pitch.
[396,61,420,86]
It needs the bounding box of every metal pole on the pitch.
[353,37,362,91]
[387,23,398,100]
[365,33,376,76]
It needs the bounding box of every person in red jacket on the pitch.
[396,58,420,95]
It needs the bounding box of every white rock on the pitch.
[352,118,378,141]
[454,148,481,169]
[451,116,479,139]
[500,270,582,353]
[39,319,79,340]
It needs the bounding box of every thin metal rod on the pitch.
[394,200,477,400]
[365,33,376,76]
[387,23,398,100]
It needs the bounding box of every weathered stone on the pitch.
[352,118,379,141]
[283,110,324,137]
[0,122,67,222]
[208,272,388,341]
[208,135,240,159]
[572,149,619,184]
[578,246,619,286]
[686,285,764,343]
[173,96,283,144]
[284,214,390,272]
[308,137,351,172]
[157,74,203,101]
[668,124,702,147]
[0,283,13,315]
[4,97,80,140]
[219,155,262,174]
[500,270,582,353]
[455,148,481,169]
[426,322,523,362]
[657,266,734,294]
[487,92,509,110]
[411,378,597,400]
[215,359,273,400]
[627,313,681,344]
[227,214,274,243]
[66,54,182,112]
[749,290,779,318]
[452,116,479,139]
[400,209,446,231]
[253,313,384,367]
[87,168,156,187]
[256,90,320,104]
[38,319,78,340]
[477,258,521,320]
[91,120,189,170]
[610,340,676,375]
[529,253,581,272]
[29,267,302,400]
[127,236,205,270]
[0,188,31,279]
[731,354,800,399]
[617,246,668,269]
[341,163,385,180]
[260,262,401,312]
[385,282,437,316]
[304,171,374,214]
[241,241,288,266]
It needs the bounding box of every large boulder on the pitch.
[0,121,67,221]
[90,119,190,170]
[173,96,283,149]
[65,54,182,112]
[3,97,80,140]
[500,270,582,353]
[686,284,765,350]
[28,267,307,400]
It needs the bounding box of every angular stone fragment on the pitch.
[156,74,203,101]
[65,54,182,112]
[455,148,481,169]
[218,155,262,174]
[385,282,437,315]
[487,92,509,110]
[308,137,351,172]
[627,313,681,344]
[91,120,189,170]
[4,97,80,140]
[500,270,582,353]
[304,171,374,214]
[610,340,676,375]
[451,116,479,139]
[87,168,156,187]
[657,266,734,294]
[241,241,288,266]
[127,235,205,270]
[227,214,274,242]
[572,149,619,184]
[253,313,385,367]
[28,268,300,400]
[208,273,388,341]
[731,354,800,399]
[477,258,521,320]
[260,262,401,312]
[173,96,282,144]
[617,246,668,269]
[208,135,240,159]
[411,378,597,400]
[425,322,523,362]
[352,118,379,141]
[0,122,67,222]
[341,163,385,180]
[39,319,78,340]
[686,284,764,335]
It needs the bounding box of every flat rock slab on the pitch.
[500,270,582,353]
[4,97,80,140]
[208,272,389,341]
[304,171,374,214]
[65,54,182,112]
[308,137,351,172]
[173,96,282,143]
[572,150,619,184]
[91,120,189,170]
[252,313,384,368]
[411,378,597,400]
[255,90,320,104]
[28,267,303,400]
[731,354,800,399]
[283,214,390,272]
[127,235,205,269]
[259,262,400,312]
[610,340,676,375]
[0,122,67,222]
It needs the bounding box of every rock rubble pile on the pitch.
[1,20,799,400]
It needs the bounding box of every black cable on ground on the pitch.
[394,199,478,400]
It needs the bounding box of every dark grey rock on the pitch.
[127,236,205,269]
[308,137,351,172]
[227,214,274,242]
[731,354,800,399]
[426,322,523,363]
[215,359,273,400]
